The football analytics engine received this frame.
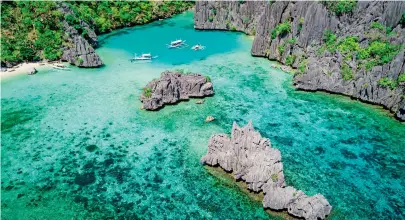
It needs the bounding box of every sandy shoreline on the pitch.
[1,61,68,79]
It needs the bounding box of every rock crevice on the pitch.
[201,121,332,220]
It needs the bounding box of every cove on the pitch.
[1,11,405,220]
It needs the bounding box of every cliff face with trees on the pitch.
[1,1,194,68]
[195,1,405,121]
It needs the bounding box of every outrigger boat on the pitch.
[167,39,188,49]
[191,44,205,51]
[129,53,158,62]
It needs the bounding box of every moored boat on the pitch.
[191,44,205,51]
[167,39,188,49]
[130,53,158,62]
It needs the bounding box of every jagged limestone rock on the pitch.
[194,1,405,121]
[59,3,103,68]
[140,71,214,110]
[201,121,332,220]
[194,1,267,35]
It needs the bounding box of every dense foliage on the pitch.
[67,1,193,34]
[285,55,296,66]
[278,43,285,54]
[1,1,193,66]
[271,21,291,39]
[321,29,338,52]
[1,2,64,64]
[370,22,385,31]
[322,0,357,16]
[378,77,397,89]
[399,74,405,83]
[142,87,152,98]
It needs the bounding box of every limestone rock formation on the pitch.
[201,121,332,220]
[140,71,214,110]
[194,1,267,35]
[59,3,103,68]
[194,1,405,121]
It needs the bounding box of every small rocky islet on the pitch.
[201,121,332,220]
[140,70,214,110]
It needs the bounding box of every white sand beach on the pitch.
[1,61,67,79]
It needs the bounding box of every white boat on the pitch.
[191,44,205,51]
[130,53,158,62]
[167,39,188,49]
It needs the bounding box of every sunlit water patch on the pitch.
[2,11,405,220]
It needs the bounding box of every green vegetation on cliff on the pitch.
[1,1,193,66]
[319,26,402,80]
[297,59,308,75]
[271,20,291,39]
[399,74,405,83]
[322,0,357,16]
[378,77,397,89]
[341,62,353,80]
[142,87,152,98]
[285,55,296,66]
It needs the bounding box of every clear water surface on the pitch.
[2,12,405,220]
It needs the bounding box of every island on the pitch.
[201,121,332,220]
[140,70,214,110]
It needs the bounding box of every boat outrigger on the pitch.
[129,53,158,62]
[167,39,188,49]
[191,44,205,51]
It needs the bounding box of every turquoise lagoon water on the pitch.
[2,12,405,219]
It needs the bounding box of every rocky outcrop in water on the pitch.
[201,121,332,220]
[140,71,214,110]
[195,1,405,121]
[59,3,103,68]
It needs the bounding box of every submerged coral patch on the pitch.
[85,145,98,152]
[74,172,96,186]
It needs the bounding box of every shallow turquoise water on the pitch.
[2,12,405,219]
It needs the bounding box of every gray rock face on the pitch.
[140,71,214,110]
[194,1,405,121]
[28,67,37,75]
[59,3,103,68]
[201,121,332,220]
[194,1,267,35]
